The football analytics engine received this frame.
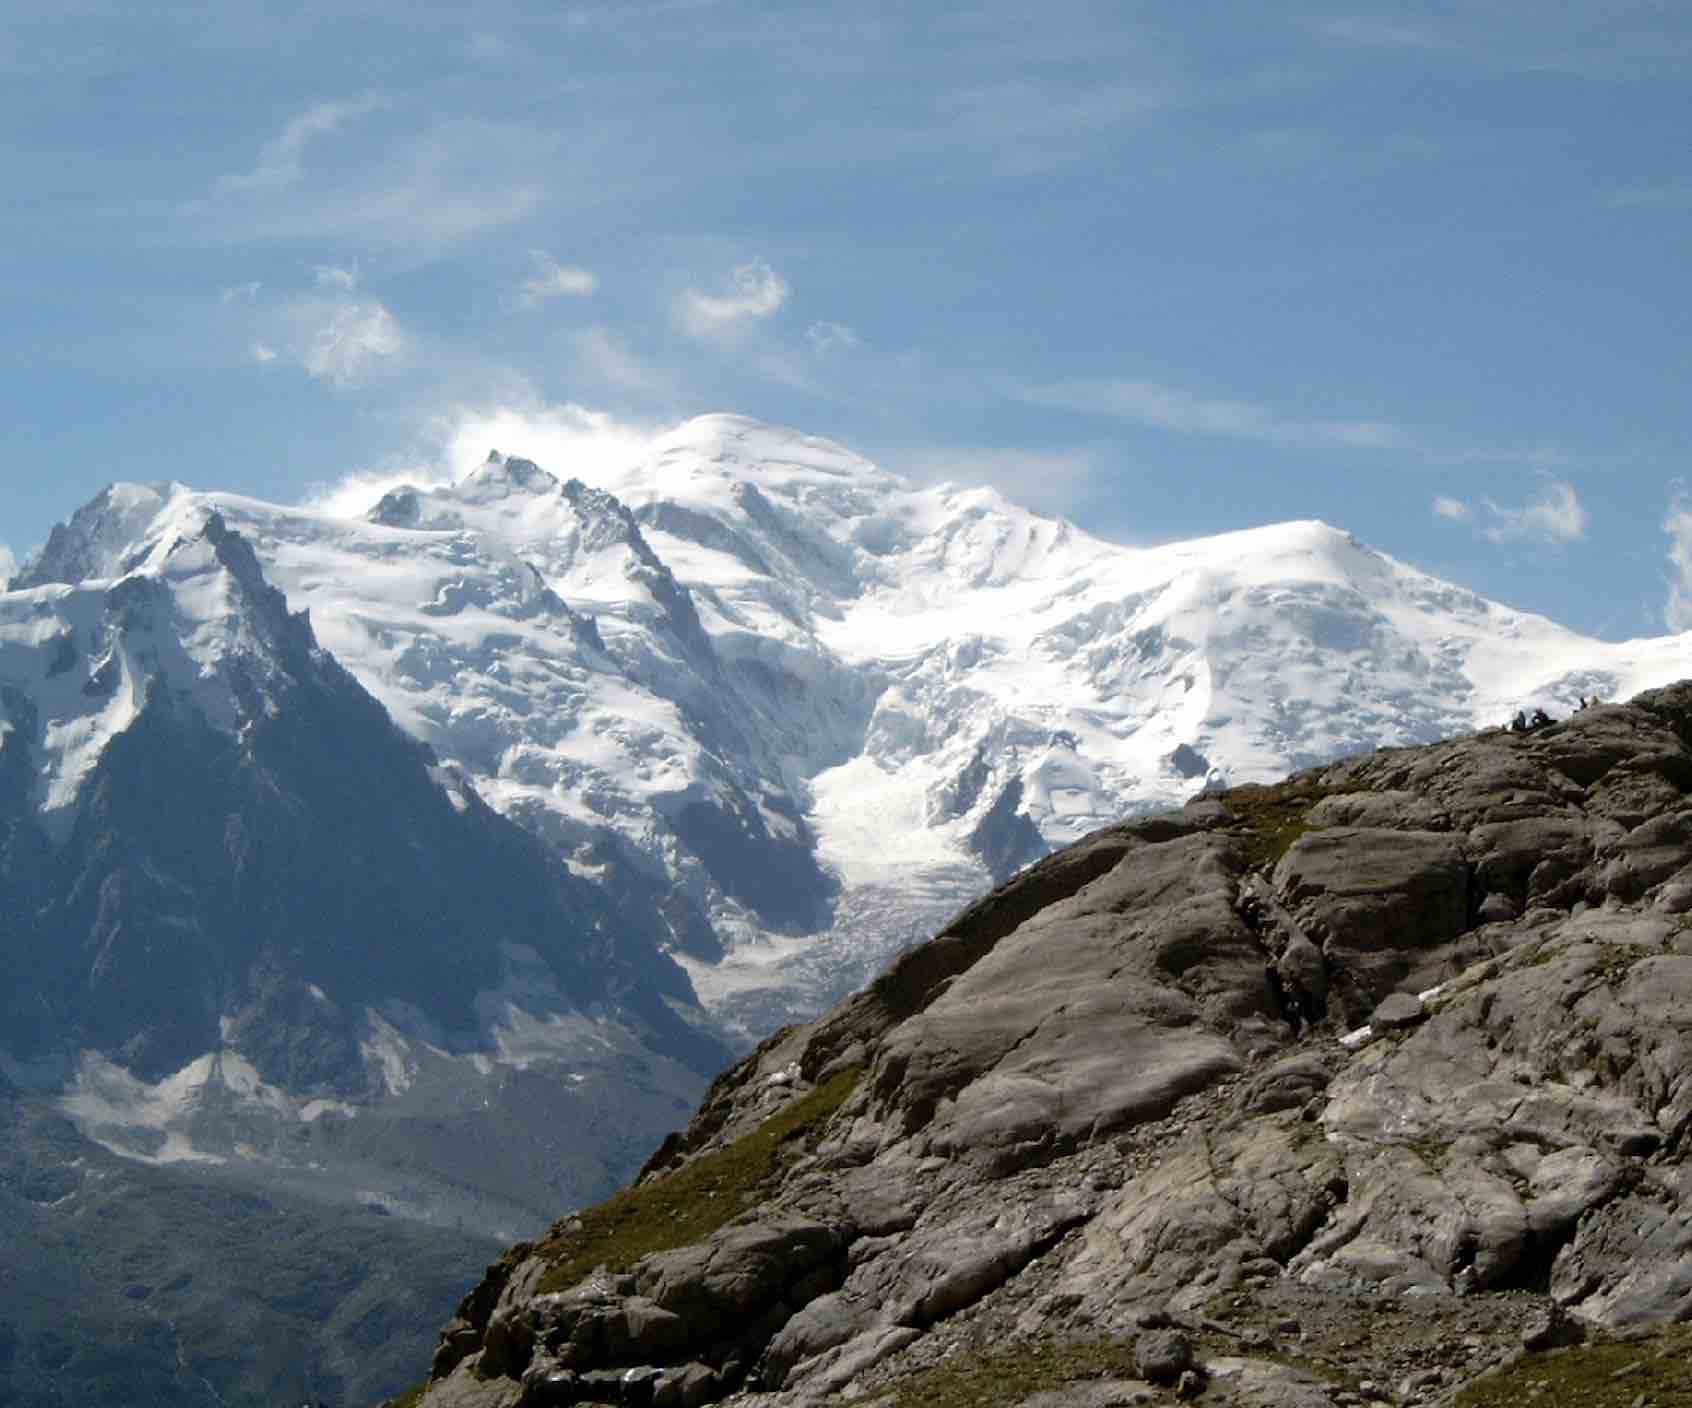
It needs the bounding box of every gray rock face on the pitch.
[406,683,1692,1408]
[1274,827,1468,1023]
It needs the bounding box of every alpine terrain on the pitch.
[2,413,1690,1406]
[19,416,1690,1036]
[409,682,1692,1408]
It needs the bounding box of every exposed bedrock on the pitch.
[408,684,1692,1407]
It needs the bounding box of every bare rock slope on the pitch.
[405,682,1692,1408]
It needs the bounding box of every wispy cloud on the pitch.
[1432,495,1471,522]
[435,402,655,487]
[806,320,860,353]
[221,94,389,195]
[300,301,405,387]
[197,116,550,260]
[301,399,656,521]
[224,276,406,388]
[515,250,599,307]
[1665,491,1692,630]
[1481,480,1588,544]
[1607,186,1692,210]
[1310,16,1450,51]
[679,259,791,337]
[1438,480,1589,546]
[1021,379,1411,451]
[1305,7,1692,78]
[930,76,1177,174]
[0,543,16,585]
[568,326,663,392]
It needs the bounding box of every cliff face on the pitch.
[409,683,1692,1408]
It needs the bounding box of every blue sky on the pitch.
[6,1,1691,640]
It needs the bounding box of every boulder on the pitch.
[1368,992,1425,1031]
[1134,1328,1193,1384]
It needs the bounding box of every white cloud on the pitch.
[223,278,405,388]
[301,301,405,387]
[315,264,359,291]
[435,403,655,488]
[299,464,461,521]
[806,320,860,353]
[1021,379,1411,451]
[220,282,261,305]
[516,250,599,307]
[1664,493,1692,630]
[221,94,389,195]
[1432,495,1471,521]
[1480,480,1588,545]
[198,116,549,260]
[300,401,655,520]
[0,543,15,584]
[679,259,791,337]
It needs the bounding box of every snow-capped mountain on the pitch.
[15,414,1689,1037]
[5,412,1690,1404]
[0,509,725,1221]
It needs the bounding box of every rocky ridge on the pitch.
[408,681,1692,1408]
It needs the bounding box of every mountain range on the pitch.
[2,413,1689,1405]
[18,416,1686,1034]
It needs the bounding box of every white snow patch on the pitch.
[360,1014,417,1096]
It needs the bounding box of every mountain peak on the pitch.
[456,452,562,503]
[14,480,196,589]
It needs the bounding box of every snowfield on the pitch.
[10,413,1690,1033]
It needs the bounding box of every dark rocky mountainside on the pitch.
[410,681,1692,1408]
[0,516,729,1408]
[1,514,719,1085]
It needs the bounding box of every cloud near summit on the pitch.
[1435,480,1589,547]
[679,260,791,337]
[516,251,599,307]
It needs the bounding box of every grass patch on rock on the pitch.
[1456,1326,1692,1408]
[534,1067,861,1294]
[878,1338,1144,1407]
[1222,779,1334,871]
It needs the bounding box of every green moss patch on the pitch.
[878,1338,1143,1407]
[535,1067,861,1293]
[1456,1326,1692,1408]
[1222,779,1336,870]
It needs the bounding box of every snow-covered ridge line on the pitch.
[11,414,1691,1029]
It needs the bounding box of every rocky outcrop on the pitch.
[404,685,1692,1407]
